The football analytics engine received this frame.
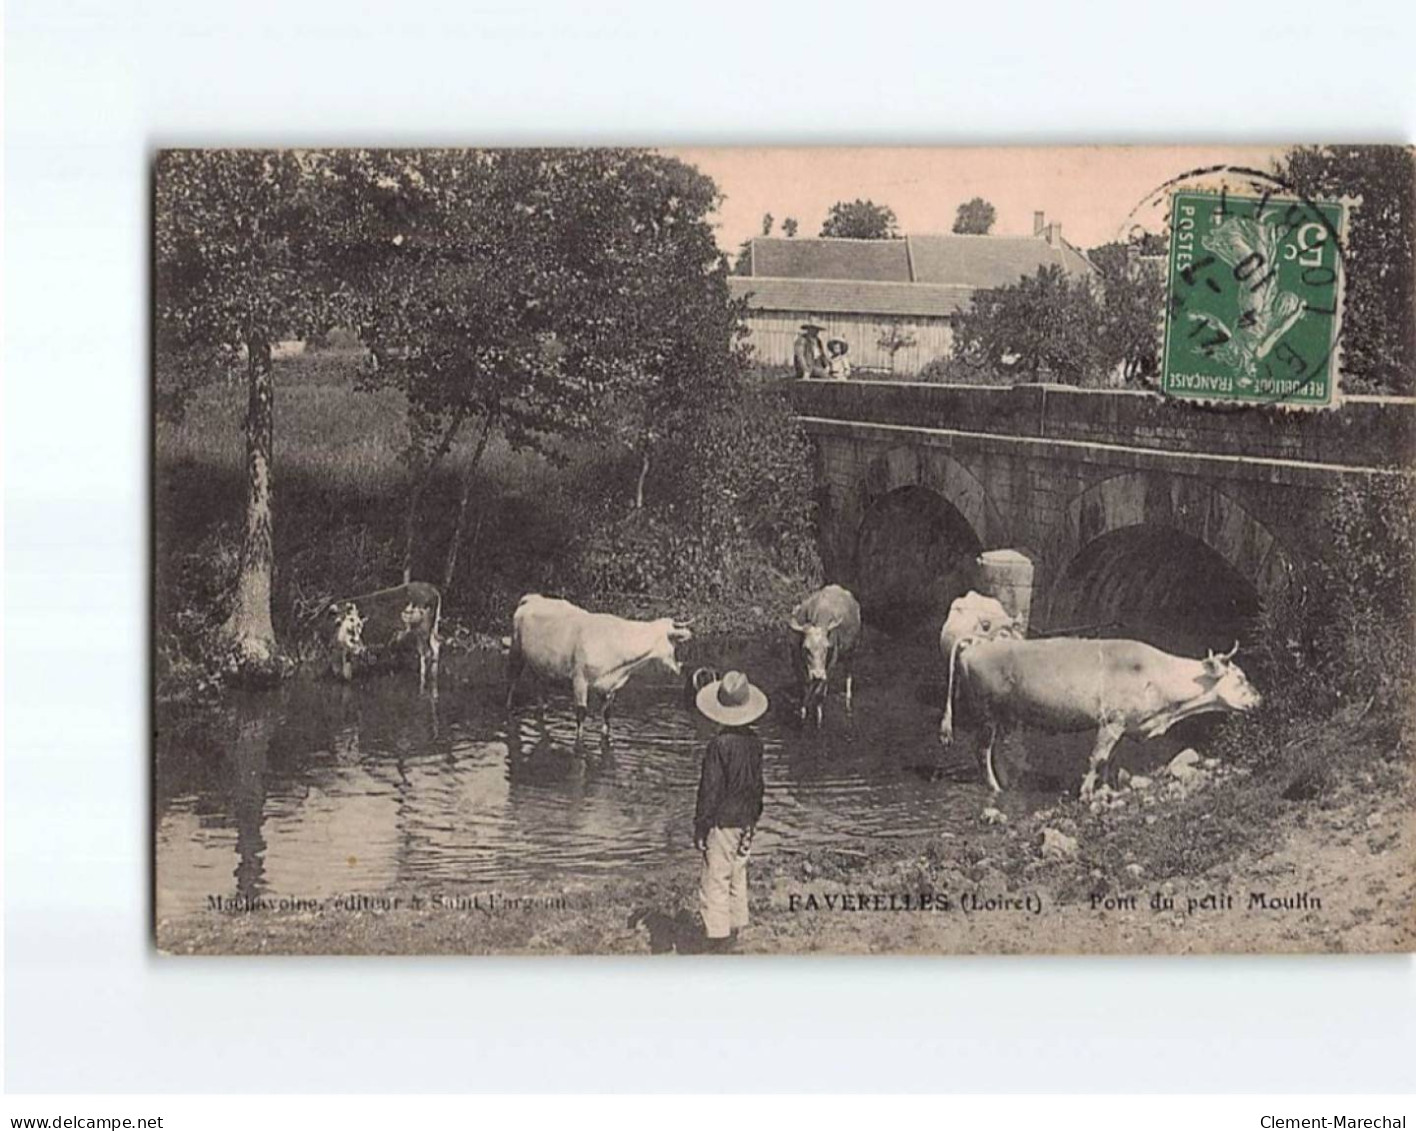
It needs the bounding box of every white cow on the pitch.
[505,594,693,737]
[941,637,1262,797]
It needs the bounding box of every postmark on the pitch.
[1121,165,1353,410]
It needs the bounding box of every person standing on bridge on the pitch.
[693,670,768,953]
[793,322,829,380]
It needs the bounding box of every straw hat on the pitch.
[800,322,825,333]
[696,670,769,726]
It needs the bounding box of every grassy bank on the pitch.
[157,697,1414,956]
[155,351,820,701]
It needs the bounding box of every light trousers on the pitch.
[699,826,751,939]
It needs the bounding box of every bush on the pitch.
[673,382,822,588]
[154,527,293,700]
[1237,476,1415,753]
[566,382,821,610]
[1309,476,1415,706]
[917,355,1010,385]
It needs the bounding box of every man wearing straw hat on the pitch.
[693,670,769,952]
[793,322,829,380]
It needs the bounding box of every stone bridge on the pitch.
[791,380,1415,647]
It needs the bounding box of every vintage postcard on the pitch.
[154,145,1415,956]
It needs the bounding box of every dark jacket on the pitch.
[793,333,828,379]
[694,726,765,841]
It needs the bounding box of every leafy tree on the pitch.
[1085,241,1132,281]
[820,199,899,240]
[760,212,774,236]
[349,149,746,592]
[950,265,1108,383]
[555,151,749,514]
[952,197,996,235]
[155,150,349,669]
[1089,240,1167,385]
[782,217,799,238]
[1273,145,1415,394]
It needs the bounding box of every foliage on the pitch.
[1273,145,1415,394]
[154,151,348,373]
[949,265,1109,383]
[377,149,743,445]
[156,356,822,700]
[952,197,996,235]
[820,199,900,240]
[760,212,774,236]
[573,382,821,602]
[325,148,749,581]
[154,149,815,693]
[917,354,1011,385]
[1255,476,1416,724]
[1088,241,1167,385]
[155,150,367,665]
[781,217,799,238]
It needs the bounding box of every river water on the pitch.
[154,630,1219,915]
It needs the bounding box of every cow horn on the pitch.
[1222,641,1240,661]
[673,616,695,629]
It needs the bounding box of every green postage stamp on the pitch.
[1162,190,1347,408]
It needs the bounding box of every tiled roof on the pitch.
[743,233,1095,288]
[728,276,972,318]
[906,234,1094,287]
[749,237,911,282]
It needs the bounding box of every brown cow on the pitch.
[327,581,442,690]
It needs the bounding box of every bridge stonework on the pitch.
[791,381,1415,632]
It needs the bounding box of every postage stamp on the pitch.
[1162,189,1347,408]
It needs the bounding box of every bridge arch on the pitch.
[851,447,1008,633]
[1041,472,1294,652]
[861,445,1009,550]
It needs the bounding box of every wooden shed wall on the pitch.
[743,311,954,376]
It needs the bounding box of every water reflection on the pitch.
[155,628,1224,918]
[229,714,273,901]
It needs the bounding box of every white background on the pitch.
[5,0,1416,1095]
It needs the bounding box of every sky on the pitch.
[663,146,1290,254]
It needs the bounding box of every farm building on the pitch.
[728,214,1096,377]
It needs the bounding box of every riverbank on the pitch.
[155,352,821,704]
[156,701,1414,956]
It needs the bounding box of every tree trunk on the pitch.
[441,411,496,595]
[634,448,650,510]
[401,408,468,584]
[221,338,278,665]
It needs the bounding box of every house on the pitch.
[728,213,1096,377]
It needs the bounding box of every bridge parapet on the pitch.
[790,380,1416,470]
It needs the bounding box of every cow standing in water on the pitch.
[789,584,862,727]
[939,591,1020,666]
[505,594,694,739]
[940,635,1261,798]
[326,581,442,691]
